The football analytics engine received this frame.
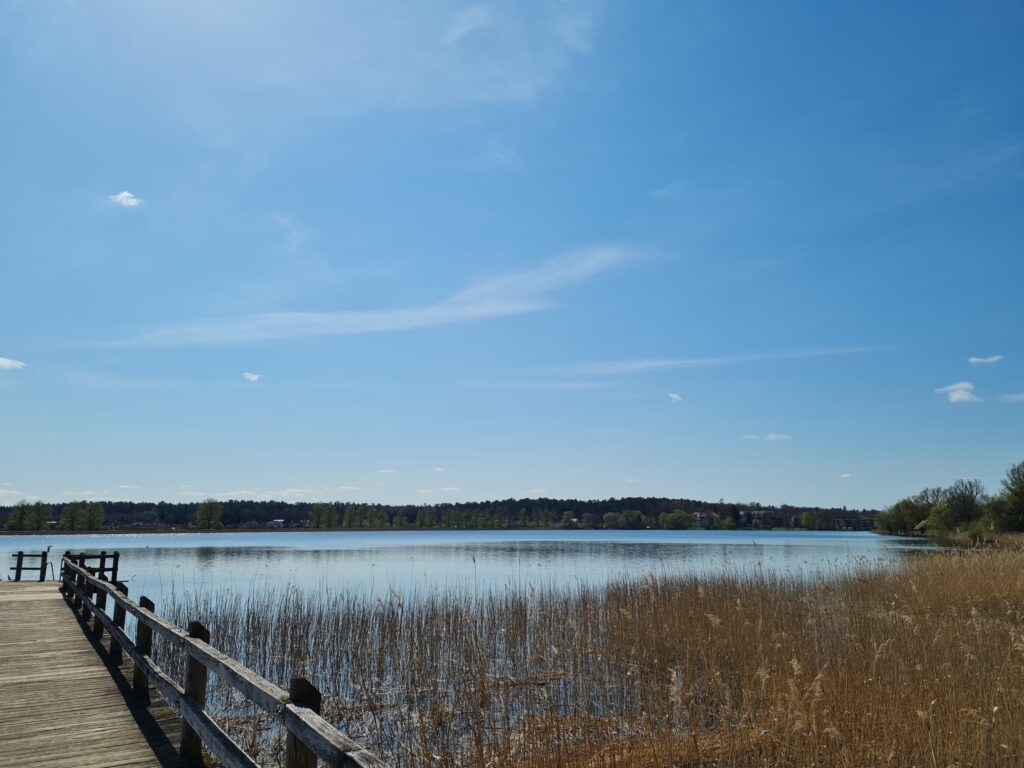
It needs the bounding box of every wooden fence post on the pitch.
[133,596,155,695]
[92,575,108,636]
[13,551,23,582]
[111,551,120,582]
[180,621,211,760]
[286,677,323,768]
[79,568,93,621]
[73,565,84,610]
[110,581,128,663]
[38,550,47,582]
[60,552,71,595]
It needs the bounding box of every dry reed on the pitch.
[155,550,1024,767]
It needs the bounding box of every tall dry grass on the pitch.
[155,550,1024,767]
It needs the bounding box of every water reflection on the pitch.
[1,530,937,605]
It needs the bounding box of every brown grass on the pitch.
[156,550,1024,767]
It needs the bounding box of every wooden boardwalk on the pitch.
[0,582,191,768]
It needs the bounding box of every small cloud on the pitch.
[433,467,446,473]
[117,485,140,490]
[2,482,12,486]
[0,357,27,370]
[968,355,1003,365]
[242,372,264,382]
[526,488,546,494]
[625,478,640,484]
[439,485,461,492]
[0,489,26,498]
[110,190,144,208]
[668,393,682,403]
[337,485,359,490]
[377,469,397,475]
[1001,393,1024,403]
[741,434,760,440]
[935,381,983,403]
[764,434,791,441]
[839,473,852,479]
[443,5,492,43]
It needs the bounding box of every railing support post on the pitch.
[13,551,23,582]
[38,550,47,582]
[133,596,155,696]
[92,575,108,635]
[286,677,323,768]
[81,568,96,622]
[110,581,128,663]
[60,552,71,595]
[180,621,210,760]
[73,564,84,610]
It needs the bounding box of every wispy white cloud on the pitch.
[433,467,446,472]
[439,485,461,492]
[839,473,852,479]
[0,488,26,498]
[377,469,398,475]
[526,488,546,494]
[968,355,1003,365]
[443,5,493,43]
[110,190,144,207]
[764,434,791,441]
[112,247,623,347]
[337,485,359,490]
[242,372,264,382]
[117,485,140,490]
[935,381,983,403]
[0,357,27,370]
[1001,393,1024,403]
[66,1,602,137]
[668,393,682,403]
[575,346,888,376]
[741,434,760,441]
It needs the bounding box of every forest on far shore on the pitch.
[1,495,875,532]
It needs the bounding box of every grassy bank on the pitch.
[157,550,1024,767]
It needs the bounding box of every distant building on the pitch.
[270,519,285,528]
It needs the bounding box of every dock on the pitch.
[0,582,186,767]
[0,553,384,768]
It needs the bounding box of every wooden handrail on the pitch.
[9,550,48,581]
[62,556,385,768]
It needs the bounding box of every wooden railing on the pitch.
[64,550,120,581]
[61,556,385,768]
[9,550,48,581]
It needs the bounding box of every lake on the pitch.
[2,529,935,606]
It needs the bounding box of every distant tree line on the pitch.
[877,461,1024,538]
[3,501,105,531]
[2,495,876,532]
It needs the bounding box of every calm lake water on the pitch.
[2,529,935,606]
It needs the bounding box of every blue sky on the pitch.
[1,1,1021,509]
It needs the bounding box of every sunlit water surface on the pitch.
[2,530,937,606]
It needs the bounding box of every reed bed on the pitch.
[155,550,1024,767]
